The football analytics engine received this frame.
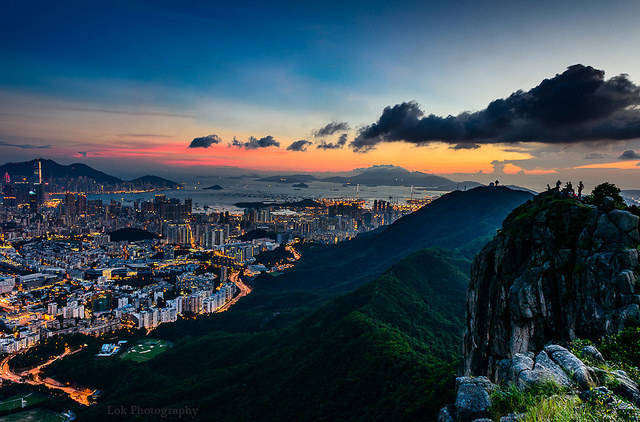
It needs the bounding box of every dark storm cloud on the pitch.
[450,143,481,150]
[287,139,312,151]
[317,133,348,150]
[231,135,280,149]
[619,150,640,160]
[314,121,350,137]
[189,134,222,148]
[352,65,640,152]
[0,141,51,149]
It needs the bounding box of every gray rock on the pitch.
[495,354,534,387]
[617,270,637,294]
[608,209,639,235]
[455,377,495,422]
[581,345,605,364]
[579,386,614,404]
[500,414,525,422]
[463,192,640,380]
[437,404,456,422]
[603,196,616,211]
[612,370,640,407]
[530,350,573,387]
[594,214,622,244]
[544,345,596,389]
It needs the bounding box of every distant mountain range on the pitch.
[257,165,482,190]
[0,159,182,190]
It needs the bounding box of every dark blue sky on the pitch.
[1,0,640,188]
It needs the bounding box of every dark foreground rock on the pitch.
[464,192,640,378]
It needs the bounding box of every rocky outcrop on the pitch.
[463,192,640,378]
[454,377,496,421]
[442,344,640,421]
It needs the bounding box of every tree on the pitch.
[590,182,625,208]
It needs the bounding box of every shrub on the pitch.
[589,182,626,209]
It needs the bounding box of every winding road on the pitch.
[0,347,93,405]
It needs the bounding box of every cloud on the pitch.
[352,64,640,152]
[0,141,51,149]
[619,150,640,160]
[314,121,350,137]
[77,151,88,157]
[231,135,280,149]
[58,106,192,118]
[117,133,174,138]
[450,143,481,150]
[317,133,349,150]
[189,134,222,148]
[287,139,312,152]
[584,152,609,160]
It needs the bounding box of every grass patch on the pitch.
[0,393,48,412]
[521,394,631,422]
[0,408,66,422]
[490,382,563,420]
[120,338,171,363]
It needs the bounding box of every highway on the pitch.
[0,347,93,406]
[216,270,252,313]
[285,244,301,261]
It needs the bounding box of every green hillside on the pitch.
[57,249,468,421]
[42,187,531,421]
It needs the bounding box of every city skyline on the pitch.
[2,1,640,189]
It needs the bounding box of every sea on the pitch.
[83,176,448,213]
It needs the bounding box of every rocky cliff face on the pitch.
[463,191,640,379]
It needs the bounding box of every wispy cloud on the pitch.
[314,121,350,137]
[117,133,175,138]
[57,106,193,118]
[0,141,51,149]
[317,133,348,150]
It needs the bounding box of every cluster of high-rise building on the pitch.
[0,167,435,356]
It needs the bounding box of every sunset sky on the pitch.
[2,0,640,188]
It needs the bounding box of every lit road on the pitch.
[0,347,93,406]
[285,244,301,261]
[216,270,252,313]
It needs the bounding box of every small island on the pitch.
[203,184,224,190]
[292,182,309,188]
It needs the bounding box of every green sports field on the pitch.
[121,338,170,363]
[0,408,65,422]
[0,393,48,412]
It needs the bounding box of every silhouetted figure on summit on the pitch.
[562,182,575,196]
[555,180,562,190]
[578,181,584,198]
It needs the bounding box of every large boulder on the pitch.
[543,345,595,390]
[611,370,640,407]
[454,377,496,422]
[581,345,605,364]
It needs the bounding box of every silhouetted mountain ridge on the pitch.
[0,159,181,189]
